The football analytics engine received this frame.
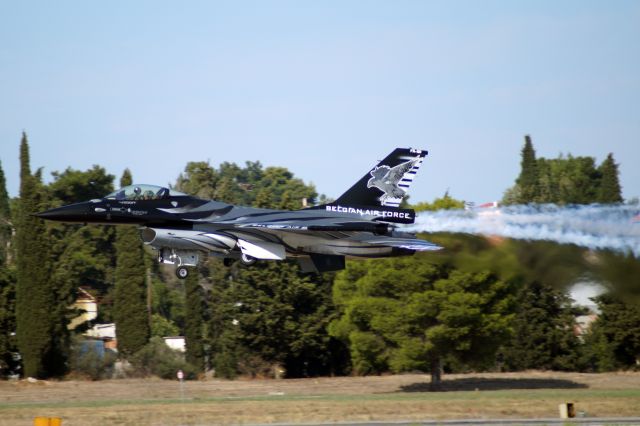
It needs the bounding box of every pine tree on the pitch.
[597,153,623,203]
[113,170,149,357]
[183,268,205,372]
[0,159,11,266]
[330,258,516,385]
[515,135,540,203]
[586,294,640,369]
[500,281,581,371]
[15,132,56,377]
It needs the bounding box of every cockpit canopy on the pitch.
[105,184,187,201]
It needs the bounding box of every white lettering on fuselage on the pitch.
[326,205,412,220]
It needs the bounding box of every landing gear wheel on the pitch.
[223,257,234,267]
[241,253,256,265]
[176,266,189,279]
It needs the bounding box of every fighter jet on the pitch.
[37,148,441,278]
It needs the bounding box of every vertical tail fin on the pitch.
[335,148,427,208]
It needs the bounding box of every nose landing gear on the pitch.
[176,266,189,279]
[157,248,199,280]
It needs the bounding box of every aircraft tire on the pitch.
[223,257,234,267]
[176,266,189,279]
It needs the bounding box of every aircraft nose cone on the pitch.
[35,203,91,222]
[35,207,62,219]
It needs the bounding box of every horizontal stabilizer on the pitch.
[368,237,442,251]
[237,239,286,260]
[351,233,443,251]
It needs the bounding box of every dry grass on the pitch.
[1,371,639,425]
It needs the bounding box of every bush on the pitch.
[211,351,238,379]
[129,337,196,379]
[69,337,116,380]
[237,354,273,378]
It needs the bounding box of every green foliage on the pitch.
[69,336,116,380]
[175,161,219,200]
[46,167,116,325]
[130,336,196,379]
[330,256,516,377]
[581,321,619,372]
[537,155,600,204]
[0,267,17,376]
[515,135,540,204]
[120,168,132,187]
[151,276,185,330]
[0,160,9,220]
[183,268,205,372]
[150,313,180,337]
[504,135,623,205]
[412,192,465,212]
[253,167,316,209]
[0,159,12,266]
[208,261,343,378]
[113,223,149,357]
[211,350,238,379]
[14,138,119,378]
[113,172,149,357]
[500,281,582,371]
[586,294,640,369]
[49,165,115,203]
[15,132,65,378]
[597,153,623,203]
[176,160,317,208]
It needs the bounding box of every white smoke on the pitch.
[408,204,640,257]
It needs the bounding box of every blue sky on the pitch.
[1,1,638,204]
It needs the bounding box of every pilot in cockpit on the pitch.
[156,187,169,199]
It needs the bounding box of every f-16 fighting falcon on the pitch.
[37,148,441,279]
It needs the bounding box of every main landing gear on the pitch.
[157,248,258,280]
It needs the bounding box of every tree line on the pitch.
[503,134,623,205]
[0,133,638,382]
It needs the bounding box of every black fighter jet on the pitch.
[37,148,441,278]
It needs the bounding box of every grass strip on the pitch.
[2,389,639,411]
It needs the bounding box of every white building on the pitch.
[163,336,185,352]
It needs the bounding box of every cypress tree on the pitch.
[500,281,581,371]
[516,135,540,203]
[597,153,623,203]
[0,267,17,374]
[0,159,11,266]
[0,159,17,372]
[113,170,149,357]
[184,268,205,372]
[15,132,54,378]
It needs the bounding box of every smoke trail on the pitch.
[408,204,640,257]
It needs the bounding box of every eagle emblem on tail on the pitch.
[366,158,421,205]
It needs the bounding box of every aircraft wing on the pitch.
[234,220,388,234]
[225,217,441,252]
